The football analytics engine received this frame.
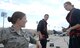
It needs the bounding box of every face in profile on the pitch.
[64,4,71,11]
[18,16,27,27]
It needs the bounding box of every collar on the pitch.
[42,19,48,24]
[9,25,23,35]
[70,8,75,12]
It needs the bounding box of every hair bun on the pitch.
[8,17,12,22]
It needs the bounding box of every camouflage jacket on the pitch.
[0,26,36,48]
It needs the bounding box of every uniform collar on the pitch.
[10,25,23,35]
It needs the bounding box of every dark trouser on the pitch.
[40,39,47,48]
[69,36,80,48]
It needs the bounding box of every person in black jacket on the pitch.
[37,14,49,48]
[63,1,80,48]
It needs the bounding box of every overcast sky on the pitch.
[0,0,80,31]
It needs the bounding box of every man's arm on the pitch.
[37,20,43,32]
[37,20,44,40]
[37,31,43,40]
[0,28,8,43]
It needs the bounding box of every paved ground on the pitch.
[0,34,69,48]
[47,35,69,48]
[31,34,69,48]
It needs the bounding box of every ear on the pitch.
[16,18,21,23]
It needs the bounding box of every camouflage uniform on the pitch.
[0,26,36,48]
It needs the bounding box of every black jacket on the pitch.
[37,19,48,38]
[66,8,80,27]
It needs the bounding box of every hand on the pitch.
[36,41,42,48]
[39,34,43,39]
[62,27,67,32]
[39,33,45,40]
[37,32,44,40]
[66,28,72,35]
[66,30,70,36]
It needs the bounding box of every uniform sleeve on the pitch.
[29,36,36,44]
[0,29,8,43]
[24,32,37,44]
[37,20,43,32]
